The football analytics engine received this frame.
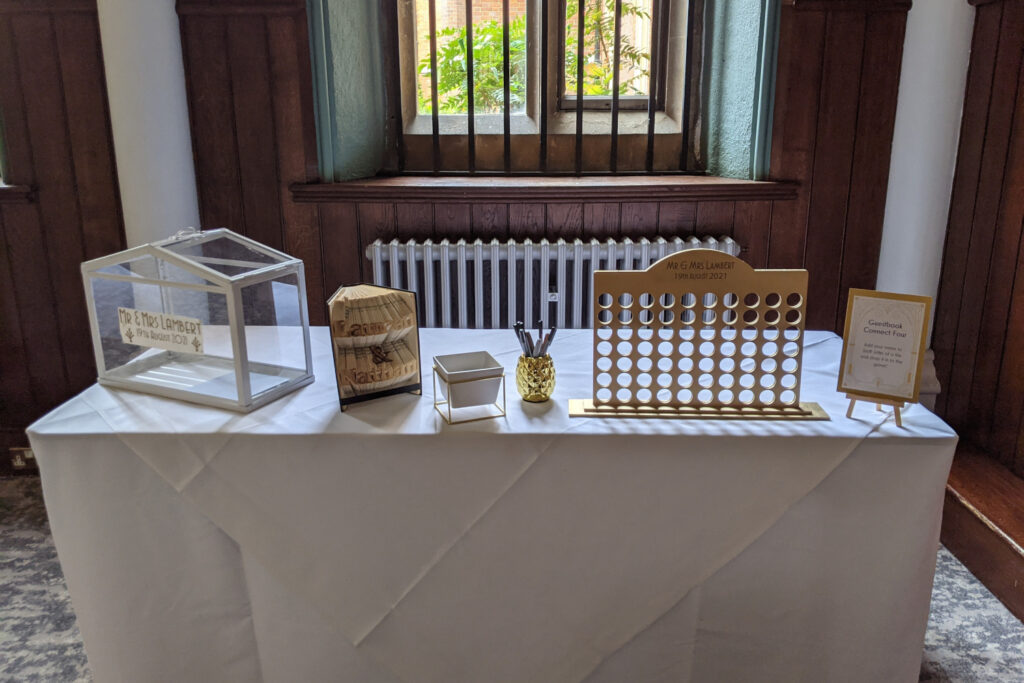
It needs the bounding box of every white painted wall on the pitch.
[96,0,200,247]
[876,0,975,340]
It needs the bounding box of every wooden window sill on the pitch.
[0,185,35,204]
[290,176,798,204]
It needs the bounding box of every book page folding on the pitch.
[570,249,828,419]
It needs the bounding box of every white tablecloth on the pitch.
[28,329,957,683]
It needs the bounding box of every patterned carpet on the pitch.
[1,475,1022,682]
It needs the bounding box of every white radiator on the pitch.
[365,236,741,329]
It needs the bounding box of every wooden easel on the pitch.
[845,393,905,428]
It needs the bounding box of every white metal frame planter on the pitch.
[81,228,314,412]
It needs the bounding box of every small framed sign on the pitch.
[838,289,932,425]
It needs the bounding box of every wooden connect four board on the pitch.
[569,249,828,420]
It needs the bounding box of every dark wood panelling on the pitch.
[933,0,1024,477]
[733,201,772,268]
[657,202,697,236]
[619,202,659,237]
[767,1,905,331]
[583,203,620,238]
[0,0,124,440]
[178,0,322,317]
[318,203,361,287]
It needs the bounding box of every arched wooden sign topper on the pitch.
[569,249,828,420]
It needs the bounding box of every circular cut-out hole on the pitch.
[637,357,653,372]
[723,293,739,308]
[618,309,633,324]
[698,357,715,372]
[721,341,737,357]
[764,310,780,325]
[743,310,759,324]
[597,341,613,355]
[658,357,673,372]
[677,373,694,388]
[657,373,673,388]
[742,327,758,340]
[719,357,736,372]
[700,328,716,341]
[597,373,612,387]
[740,358,757,373]
[598,293,613,307]
[744,293,760,307]
[760,374,776,389]
[704,293,718,308]
[719,373,735,388]
[596,387,612,402]
[739,389,755,405]
[698,389,714,404]
[657,388,673,403]
[617,388,633,402]
[658,328,674,340]
[659,309,674,325]
[679,341,695,356]
[783,341,800,357]
[616,357,633,371]
[681,293,697,309]
[658,341,674,356]
[619,293,633,307]
[677,357,694,372]
[598,309,612,324]
[677,388,693,403]
[638,328,654,340]
[617,328,634,340]
[699,341,716,356]
[780,390,797,405]
[636,388,653,403]
[784,327,801,341]
[702,310,718,325]
[659,293,675,308]
[617,372,633,387]
[638,341,654,356]
[679,327,695,340]
[739,374,756,388]
[761,358,777,373]
[741,341,757,356]
[759,389,775,404]
[786,309,801,324]
[762,341,779,356]
[765,292,781,308]
[787,292,803,307]
[596,356,612,371]
[597,327,613,340]
[781,374,797,389]
[718,389,735,404]
[781,358,798,372]
[617,341,633,355]
[722,310,738,325]
[638,309,654,325]
[681,310,696,325]
[698,373,715,388]
[721,328,738,341]
[639,292,654,309]
[762,327,780,341]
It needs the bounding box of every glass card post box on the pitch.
[81,228,314,412]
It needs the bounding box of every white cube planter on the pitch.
[81,228,314,412]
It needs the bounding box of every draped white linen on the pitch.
[29,329,956,682]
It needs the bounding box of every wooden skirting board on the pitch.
[941,447,1024,621]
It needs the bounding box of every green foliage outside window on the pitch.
[418,0,651,115]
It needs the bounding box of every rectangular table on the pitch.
[28,328,957,682]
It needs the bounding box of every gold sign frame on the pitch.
[570,249,826,420]
[838,288,932,426]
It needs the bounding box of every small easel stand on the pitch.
[845,393,905,428]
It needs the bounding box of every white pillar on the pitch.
[876,0,974,341]
[96,0,200,246]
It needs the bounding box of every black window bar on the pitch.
[391,0,702,177]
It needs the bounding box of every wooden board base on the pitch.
[568,399,829,420]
